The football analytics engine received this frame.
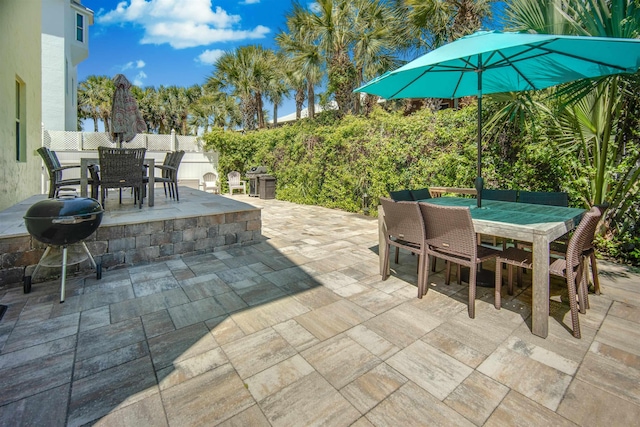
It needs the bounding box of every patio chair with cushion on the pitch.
[389,189,414,201]
[38,147,99,199]
[419,202,501,318]
[202,172,219,194]
[380,197,427,297]
[518,191,568,207]
[98,147,146,209]
[227,171,246,195]
[494,205,603,338]
[410,187,432,201]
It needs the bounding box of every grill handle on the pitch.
[51,214,99,225]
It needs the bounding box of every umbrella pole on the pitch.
[475,59,484,208]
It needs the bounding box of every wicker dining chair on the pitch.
[98,147,146,209]
[419,202,501,318]
[37,147,99,199]
[380,197,428,297]
[494,206,602,338]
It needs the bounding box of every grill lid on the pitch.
[247,166,268,175]
[24,195,103,220]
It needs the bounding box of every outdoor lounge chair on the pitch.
[419,202,501,318]
[494,206,603,338]
[227,171,246,195]
[202,172,219,194]
[380,197,427,297]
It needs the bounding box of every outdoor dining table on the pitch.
[378,196,586,338]
[79,157,155,207]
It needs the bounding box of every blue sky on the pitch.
[79,0,297,117]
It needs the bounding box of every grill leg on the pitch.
[60,246,68,303]
[31,246,52,281]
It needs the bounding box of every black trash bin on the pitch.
[259,175,276,199]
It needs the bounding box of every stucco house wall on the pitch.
[0,0,43,211]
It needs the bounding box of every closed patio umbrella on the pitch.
[111,74,147,147]
[355,30,640,207]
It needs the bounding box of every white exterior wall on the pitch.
[41,0,91,131]
[0,0,43,210]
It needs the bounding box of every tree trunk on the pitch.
[307,81,315,119]
[273,103,278,127]
[295,88,305,120]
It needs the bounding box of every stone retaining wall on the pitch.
[0,209,262,287]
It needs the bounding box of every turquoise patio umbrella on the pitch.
[355,30,640,207]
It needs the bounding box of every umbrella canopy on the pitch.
[110,74,147,146]
[355,30,640,206]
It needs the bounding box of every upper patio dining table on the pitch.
[79,157,155,207]
[378,196,585,338]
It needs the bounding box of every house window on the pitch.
[76,13,84,42]
[15,79,26,162]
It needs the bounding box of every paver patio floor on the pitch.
[1,195,639,426]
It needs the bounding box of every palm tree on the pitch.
[77,75,112,131]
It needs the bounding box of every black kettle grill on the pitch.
[23,195,104,302]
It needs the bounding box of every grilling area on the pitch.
[0,187,262,289]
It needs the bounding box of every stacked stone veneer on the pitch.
[0,209,262,286]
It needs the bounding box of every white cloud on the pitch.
[122,59,146,70]
[133,71,148,86]
[97,0,270,49]
[136,60,146,68]
[197,49,225,65]
[240,0,261,4]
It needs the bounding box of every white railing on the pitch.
[42,128,205,152]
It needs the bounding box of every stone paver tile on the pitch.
[128,263,172,282]
[0,350,73,406]
[340,363,407,414]
[245,354,315,401]
[133,276,181,298]
[92,392,168,427]
[207,316,246,345]
[2,312,79,353]
[444,371,510,426]
[363,303,441,348]
[575,341,640,405]
[259,371,360,427]
[141,309,175,339]
[313,270,358,291]
[109,288,190,323]
[477,336,574,411]
[223,327,297,379]
[348,288,405,314]
[387,340,473,401]
[231,297,310,335]
[272,319,320,352]
[557,377,640,426]
[212,290,250,314]
[217,404,271,427]
[76,284,136,312]
[76,317,145,361]
[148,322,218,371]
[292,286,342,310]
[346,324,400,360]
[263,266,312,287]
[68,356,158,427]
[595,314,640,357]
[232,276,288,306]
[423,328,488,368]
[608,301,640,323]
[161,363,254,426]
[79,305,110,332]
[216,265,261,284]
[179,273,231,301]
[365,381,475,426]
[158,346,228,390]
[295,299,374,341]
[74,341,149,380]
[302,334,381,389]
[167,297,227,329]
[485,390,577,427]
[0,335,75,371]
[0,383,69,427]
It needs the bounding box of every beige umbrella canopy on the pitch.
[110,74,147,146]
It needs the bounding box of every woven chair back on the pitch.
[98,147,146,187]
[518,191,568,207]
[389,189,414,201]
[420,203,476,258]
[410,188,431,200]
[565,206,602,270]
[380,197,424,246]
[482,189,517,202]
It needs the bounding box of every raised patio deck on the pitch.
[0,195,639,426]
